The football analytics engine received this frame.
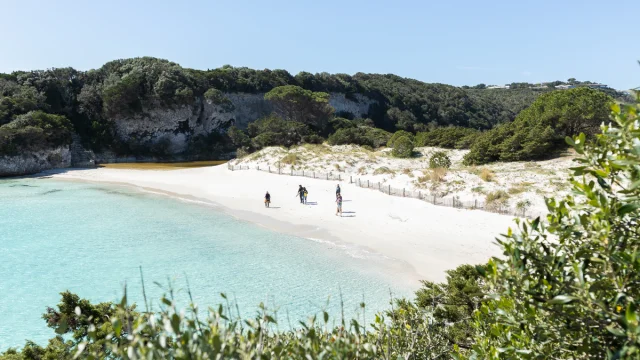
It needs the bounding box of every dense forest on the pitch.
[2,99,639,359]
[1,57,630,162]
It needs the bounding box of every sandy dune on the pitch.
[49,165,517,284]
[235,144,575,217]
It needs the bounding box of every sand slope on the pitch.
[234,144,575,217]
[50,165,517,283]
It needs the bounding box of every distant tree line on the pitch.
[0,57,623,163]
[0,57,540,158]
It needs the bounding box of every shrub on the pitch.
[327,127,392,148]
[391,135,414,158]
[485,190,509,211]
[429,151,451,169]
[479,168,494,182]
[328,117,355,133]
[415,127,479,148]
[387,130,414,148]
[301,134,324,144]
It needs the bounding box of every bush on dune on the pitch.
[415,126,479,149]
[327,126,391,148]
[429,151,452,169]
[391,135,414,158]
[387,130,415,148]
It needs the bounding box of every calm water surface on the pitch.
[0,177,412,350]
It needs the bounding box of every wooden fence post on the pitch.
[388,185,391,194]
[367,180,369,188]
[419,191,421,199]
[403,188,405,197]
[326,173,329,180]
[339,174,341,181]
[433,195,436,204]
[302,170,304,177]
[474,199,477,209]
[350,176,352,183]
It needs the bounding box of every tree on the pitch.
[227,126,250,149]
[465,99,640,358]
[463,88,614,165]
[386,107,418,131]
[247,114,311,149]
[264,85,334,132]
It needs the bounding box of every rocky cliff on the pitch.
[108,92,376,155]
[0,147,71,177]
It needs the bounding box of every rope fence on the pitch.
[228,163,544,219]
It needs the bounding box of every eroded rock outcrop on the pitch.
[0,147,71,177]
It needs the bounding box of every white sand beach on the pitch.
[48,163,519,284]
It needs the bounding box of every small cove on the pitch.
[0,177,413,350]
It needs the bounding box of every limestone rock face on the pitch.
[0,147,71,177]
[108,92,376,155]
[329,93,375,118]
[0,92,377,174]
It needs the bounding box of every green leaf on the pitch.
[618,204,639,216]
[565,136,575,146]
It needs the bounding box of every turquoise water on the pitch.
[0,177,412,350]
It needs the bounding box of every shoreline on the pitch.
[43,165,517,284]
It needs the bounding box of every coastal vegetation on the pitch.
[0,57,627,165]
[0,111,73,156]
[463,87,614,165]
[3,96,639,359]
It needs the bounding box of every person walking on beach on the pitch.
[296,185,304,204]
[303,187,308,204]
[336,193,343,216]
[336,184,341,198]
[264,191,271,208]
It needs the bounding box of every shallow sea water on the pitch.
[0,177,412,350]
